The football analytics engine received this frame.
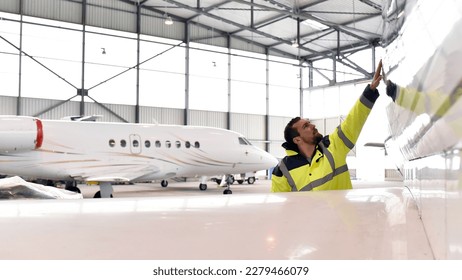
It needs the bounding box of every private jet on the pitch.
[0,116,278,197]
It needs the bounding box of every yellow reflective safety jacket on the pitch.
[271,84,380,192]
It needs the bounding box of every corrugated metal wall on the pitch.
[141,8,184,41]
[22,0,82,25]
[0,0,19,14]
[86,0,137,32]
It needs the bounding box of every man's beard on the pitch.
[314,133,324,144]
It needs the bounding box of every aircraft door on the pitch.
[129,134,142,154]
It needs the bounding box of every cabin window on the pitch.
[185,141,191,148]
[175,141,181,148]
[109,139,115,147]
[145,140,151,148]
[133,139,139,147]
[194,141,200,148]
[238,137,251,145]
[166,140,171,148]
[155,140,161,148]
[120,139,127,147]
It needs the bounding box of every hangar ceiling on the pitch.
[129,0,386,62]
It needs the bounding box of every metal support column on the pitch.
[265,49,270,152]
[16,0,23,116]
[79,0,87,116]
[299,60,303,118]
[135,3,141,123]
[227,34,231,130]
[184,23,190,125]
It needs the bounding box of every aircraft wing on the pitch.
[68,164,161,183]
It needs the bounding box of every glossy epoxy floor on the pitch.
[0,179,433,260]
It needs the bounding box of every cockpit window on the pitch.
[238,137,252,145]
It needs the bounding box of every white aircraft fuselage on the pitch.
[0,116,278,195]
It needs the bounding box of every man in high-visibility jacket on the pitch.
[271,60,386,192]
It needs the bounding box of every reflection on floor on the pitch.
[79,179,404,198]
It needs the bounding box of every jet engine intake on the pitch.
[0,116,43,153]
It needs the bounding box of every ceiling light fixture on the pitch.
[302,19,328,30]
[291,39,299,48]
[164,15,173,25]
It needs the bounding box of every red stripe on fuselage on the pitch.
[35,119,43,149]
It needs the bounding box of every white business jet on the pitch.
[0,115,278,197]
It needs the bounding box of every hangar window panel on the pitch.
[139,38,184,74]
[269,86,300,117]
[189,76,227,112]
[0,48,20,98]
[301,67,310,89]
[139,38,185,108]
[323,87,340,118]
[268,58,300,88]
[84,30,137,105]
[230,81,265,115]
[139,71,185,108]
[0,14,20,97]
[230,51,266,83]
[189,45,228,112]
[190,46,228,79]
[21,59,78,100]
[20,20,82,99]
[339,84,359,116]
[303,89,324,119]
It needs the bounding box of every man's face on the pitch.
[292,119,323,146]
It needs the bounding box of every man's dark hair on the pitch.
[284,117,301,149]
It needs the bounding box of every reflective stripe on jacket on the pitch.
[271,84,379,192]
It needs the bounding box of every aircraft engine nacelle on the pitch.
[0,116,43,153]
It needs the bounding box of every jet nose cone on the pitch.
[263,152,279,168]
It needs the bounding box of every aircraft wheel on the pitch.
[161,180,168,187]
[237,180,244,184]
[199,183,207,191]
[247,177,256,184]
[223,189,232,195]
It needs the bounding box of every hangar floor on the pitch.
[79,179,404,198]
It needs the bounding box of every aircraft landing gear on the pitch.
[199,183,207,191]
[64,181,81,193]
[94,182,114,198]
[161,180,168,187]
[198,176,208,191]
[223,175,233,195]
